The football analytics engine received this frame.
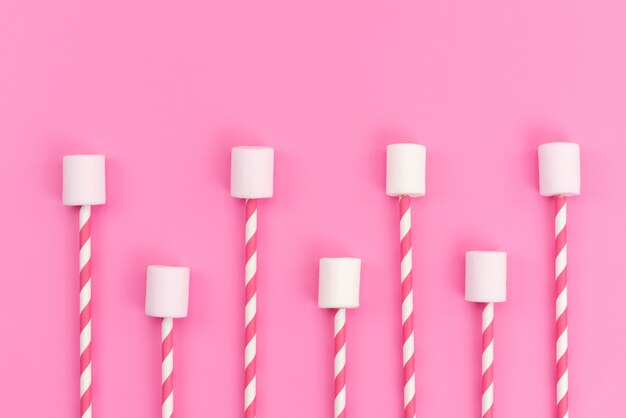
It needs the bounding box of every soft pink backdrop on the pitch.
[1,0,625,416]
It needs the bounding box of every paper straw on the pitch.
[162,317,175,418]
[399,196,416,418]
[245,199,258,418]
[555,196,569,418]
[482,303,495,418]
[79,205,93,418]
[334,308,347,418]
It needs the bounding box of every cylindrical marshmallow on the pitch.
[386,143,426,197]
[63,155,106,206]
[318,258,361,309]
[231,146,274,199]
[465,251,507,303]
[538,142,580,197]
[145,265,190,318]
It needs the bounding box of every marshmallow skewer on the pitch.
[386,143,426,418]
[318,258,361,418]
[63,155,106,418]
[145,266,190,418]
[539,142,580,418]
[465,251,507,418]
[231,146,274,418]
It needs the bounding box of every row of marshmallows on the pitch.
[138,248,505,418]
[60,141,580,205]
[61,140,580,417]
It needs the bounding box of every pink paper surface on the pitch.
[1,1,624,416]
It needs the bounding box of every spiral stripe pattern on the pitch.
[245,199,258,418]
[482,303,495,418]
[161,317,174,418]
[334,308,347,418]
[79,205,93,418]
[555,197,569,418]
[399,197,416,418]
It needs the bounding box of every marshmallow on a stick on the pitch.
[465,251,507,418]
[63,154,106,418]
[230,145,274,418]
[538,142,580,418]
[386,143,425,418]
[318,257,361,418]
[145,265,190,418]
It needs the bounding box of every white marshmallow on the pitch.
[145,266,190,318]
[231,146,274,199]
[386,143,426,197]
[465,251,507,303]
[318,258,361,309]
[63,155,106,206]
[538,142,580,197]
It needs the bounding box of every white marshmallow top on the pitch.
[538,142,580,197]
[63,155,106,206]
[386,143,426,197]
[465,251,507,303]
[145,266,190,318]
[318,258,361,309]
[231,146,274,199]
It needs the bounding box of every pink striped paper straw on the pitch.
[539,142,580,418]
[334,308,347,418]
[386,143,425,418]
[481,303,495,418]
[161,317,174,418]
[245,199,258,418]
[554,196,569,418]
[79,206,93,417]
[399,196,416,416]
[146,266,190,418]
[231,146,274,418]
[63,155,106,418]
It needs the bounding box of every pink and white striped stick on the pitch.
[554,197,569,418]
[481,303,495,418]
[334,309,347,418]
[399,197,416,418]
[79,205,93,418]
[162,318,175,418]
[245,199,258,418]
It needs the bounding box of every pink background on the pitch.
[1,0,625,417]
